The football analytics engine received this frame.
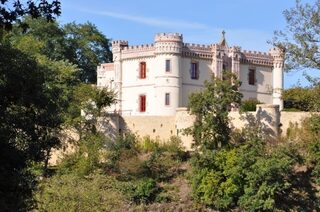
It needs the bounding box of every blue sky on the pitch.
[59,0,319,88]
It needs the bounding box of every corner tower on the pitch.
[269,47,284,110]
[153,33,183,115]
[112,40,128,113]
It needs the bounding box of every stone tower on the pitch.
[269,47,285,110]
[111,40,128,112]
[154,33,183,115]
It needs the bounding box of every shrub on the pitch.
[190,129,299,210]
[105,133,139,170]
[117,178,158,204]
[140,150,179,181]
[238,147,297,210]
[283,86,320,111]
[35,172,125,211]
[240,99,261,112]
[57,133,106,176]
[161,136,187,161]
[138,136,161,153]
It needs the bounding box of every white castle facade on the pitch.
[97,32,284,116]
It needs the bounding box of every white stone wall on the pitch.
[121,57,156,115]
[97,33,284,116]
[180,58,212,107]
[239,64,273,104]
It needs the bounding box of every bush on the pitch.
[190,129,299,210]
[105,133,139,171]
[35,172,125,211]
[117,178,158,204]
[283,86,320,111]
[161,136,188,161]
[240,99,261,112]
[57,133,106,176]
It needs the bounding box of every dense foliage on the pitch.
[240,99,261,112]
[9,17,112,83]
[0,0,61,30]
[272,0,320,71]
[283,85,320,111]
[187,72,317,210]
[35,135,187,210]
[0,13,113,210]
[187,71,243,150]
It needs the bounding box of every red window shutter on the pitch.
[140,62,146,79]
[140,95,146,112]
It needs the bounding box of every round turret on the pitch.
[154,33,183,55]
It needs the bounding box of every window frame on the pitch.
[139,61,146,79]
[248,68,256,85]
[165,93,170,106]
[139,95,146,112]
[191,61,199,80]
[165,59,171,73]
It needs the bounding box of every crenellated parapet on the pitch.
[112,40,129,51]
[110,33,281,67]
[269,47,285,69]
[154,32,183,42]
[121,44,156,59]
[182,43,212,59]
[154,33,183,55]
[241,50,273,67]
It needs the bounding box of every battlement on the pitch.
[241,49,273,66]
[268,47,285,59]
[122,43,155,51]
[112,40,129,47]
[183,43,211,50]
[155,33,183,42]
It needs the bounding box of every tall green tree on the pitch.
[187,72,242,151]
[0,0,61,30]
[272,0,320,71]
[63,22,112,83]
[9,17,112,83]
[0,41,76,210]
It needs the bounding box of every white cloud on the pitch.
[75,8,210,30]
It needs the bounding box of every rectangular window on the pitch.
[139,95,146,112]
[165,93,170,106]
[140,62,146,79]
[165,59,171,72]
[191,62,199,79]
[248,69,255,85]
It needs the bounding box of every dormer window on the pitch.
[191,62,199,79]
[140,62,146,79]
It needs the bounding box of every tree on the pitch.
[63,22,112,83]
[187,71,242,151]
[0,42,76,210]
[272,0,320,71]
[9,18,113,83]
[0,0,61,30]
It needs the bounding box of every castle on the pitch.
[97,32,284,116]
